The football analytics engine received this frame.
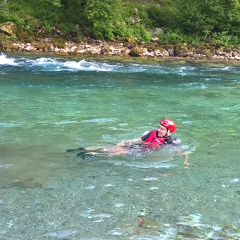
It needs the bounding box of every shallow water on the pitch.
[0,53,239,239]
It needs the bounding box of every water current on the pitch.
[0,53,239,239]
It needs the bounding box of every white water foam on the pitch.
[0,53,17,65]
[29,57,113,72]
[63,59,111,71]
[0,53,163,73]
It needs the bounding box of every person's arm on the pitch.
[117,130,152,147]
[117,137,143,146]
[177,149,189,167]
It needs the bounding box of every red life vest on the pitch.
[143,129,166,148]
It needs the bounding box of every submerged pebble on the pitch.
[143,177,158,181]
[6,220,14,228]
[93,219,104,223]
[164,227,178,238]
[189,213,202,223]
[229,179,239,183]
[43,230,77,238]
[80,209,95,218]
[141,220,161,229]
[108,229,124,236]
[115,203,125,208]
[104,184,114,187]
[91,214,111,219]
[85,185,95,190]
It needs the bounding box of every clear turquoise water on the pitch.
[0,53,239,239]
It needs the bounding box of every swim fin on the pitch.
[66,147,85,153]
[76,151,86,159]
[76,150,104,160]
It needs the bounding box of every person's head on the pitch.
[158,118,176,137]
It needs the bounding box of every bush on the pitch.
[0,0,239,48]
[210,32,240,47]
[143,2,175,31]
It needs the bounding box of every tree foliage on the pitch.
[0,0,7,8]
[85,0,123,39]
[0,0,239,46]
[39,0,61,7]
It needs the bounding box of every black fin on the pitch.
[76,151,86,159]
[66,147,85,153]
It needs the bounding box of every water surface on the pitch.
[0,53,239,239]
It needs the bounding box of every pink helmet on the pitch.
[160,119,177,134]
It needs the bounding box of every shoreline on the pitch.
[6,51,240,66]
[0,21,240,65]
[2,39,240,65]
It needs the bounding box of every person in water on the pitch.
[117,118,178,148]
[67,118,189,166]
[67,118,180,158]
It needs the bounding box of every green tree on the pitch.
[166,0,213,36]
[85,0,123,39]
[39,0,62,7]
[204,0,240,36]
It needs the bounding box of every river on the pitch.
[0,53,239,239]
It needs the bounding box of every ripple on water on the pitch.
[0,123,22,127]
[83,118,117,123]
[100,160,177,169]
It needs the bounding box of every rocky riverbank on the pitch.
[1,21,240,62]
[2,38,240,63]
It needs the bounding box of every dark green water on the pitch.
[0,53,239,239]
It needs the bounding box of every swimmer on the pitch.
[117,118,178,148]
[67,118,185,159]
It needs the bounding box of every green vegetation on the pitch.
[0,0,239,47]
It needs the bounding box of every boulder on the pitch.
[0,22,17,35]
[129,47,145,57]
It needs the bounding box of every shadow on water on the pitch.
[0,143,185,188]
[0,129,195,187]
[0,145,69,188]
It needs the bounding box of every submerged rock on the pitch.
[43,230,77,238]
[140,219,161,229]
